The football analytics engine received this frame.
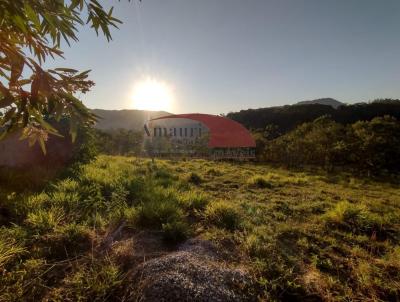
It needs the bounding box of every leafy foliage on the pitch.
[0,0,125,148]
[94,128,143,156]
[261,115,400,174]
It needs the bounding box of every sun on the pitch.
[131,78,174,111]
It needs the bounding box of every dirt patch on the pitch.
[109,229,175,270]
[123,238,256,302]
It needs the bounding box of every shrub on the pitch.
[187,172,202,185]
[247,175,273,188]
[205,200,242,230]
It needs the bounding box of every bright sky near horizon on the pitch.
[47,0,400,114]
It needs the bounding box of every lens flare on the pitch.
[131,78,174,111]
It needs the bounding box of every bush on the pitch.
[205,200,242,230]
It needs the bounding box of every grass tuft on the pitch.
[187,172,202,185]
[26,207,65,233]
[205,200,242,230]
[162,220,191,243]
[323,201,395,239]
[178,190,209,212]
[0,235,25,267]
[247,175,273,188]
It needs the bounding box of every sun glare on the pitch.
[131,78,174,111]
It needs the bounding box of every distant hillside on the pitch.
[227,99,400,133]
[92,109,170,131]
[295,98,344,109]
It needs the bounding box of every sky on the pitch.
[48,0,400,114]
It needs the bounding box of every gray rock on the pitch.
[128,239,256,302]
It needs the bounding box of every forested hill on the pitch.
[92,109,170,131]
[227,99,400,133]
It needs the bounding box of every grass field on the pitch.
[1,155,399,301]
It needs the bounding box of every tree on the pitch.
[0,0,125,151]
[227,100,400,135]
[263,116,348,169]
[350,116,400,174]
[94,129,143,155]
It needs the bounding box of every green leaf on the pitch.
[54,68,79,73]
[39,137,47,155]
[12,15,27,33]
[24,3,40,28]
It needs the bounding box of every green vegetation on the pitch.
[0,0,125,147]
[0,156,399,300]
[205,200,242,230]
[247,175,273,188]
[94,129,143,156]
[228,98,400,133]
[258,115,400,175]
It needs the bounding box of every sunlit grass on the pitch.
[0,155,399,301]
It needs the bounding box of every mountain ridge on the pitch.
[92,109,170,131]
[295,98,344,109]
